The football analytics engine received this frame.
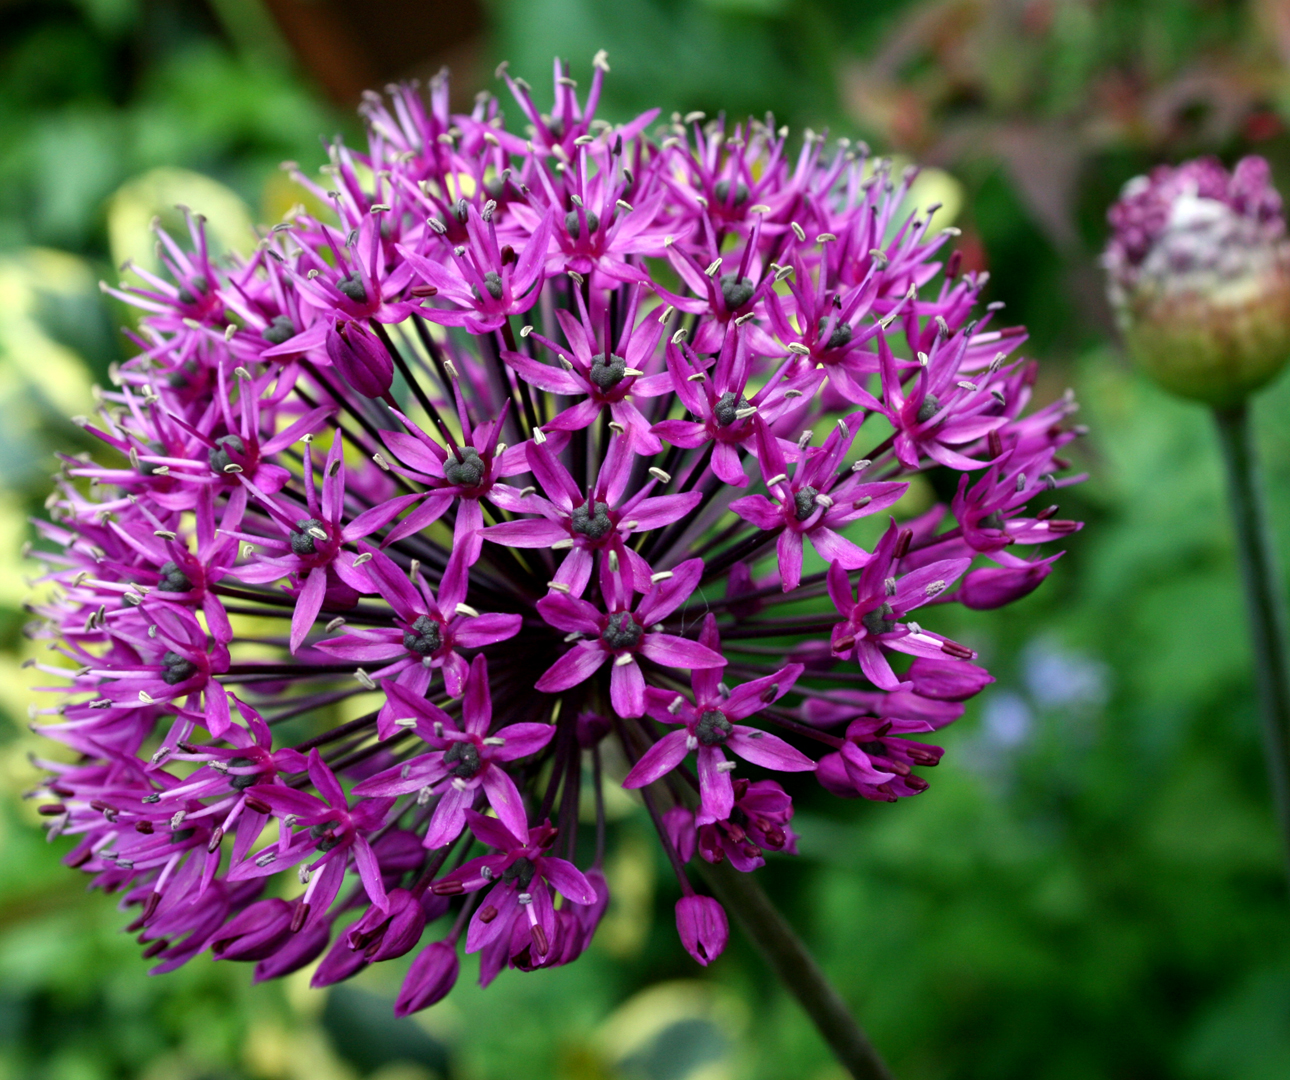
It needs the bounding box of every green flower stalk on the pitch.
[1105,157,1290,885]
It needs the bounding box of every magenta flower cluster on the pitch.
[25,57,1083,1009]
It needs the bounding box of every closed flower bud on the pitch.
[906,657,994,701]
[326,320,394,399]
[575,710,611,748]
[394,940,459,1016]
[663,805,697,863]
[310,931,369,987]
[209,898,294,961]
[675,895,728,967]
[345,888,427,961]
[1104,156,1290,405]
[253,918,331,983]
[957,558,1055,610]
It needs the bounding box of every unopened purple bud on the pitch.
[579,867,611,933]
[346,888,427,962]
[957,562,1053,610]
[253,918,331,983]
[906,657,994,701]
[420,890,452,923]
[675,895,728,967]
[374,829,429,880]
[551,865,611,968]
[575,710,611,748]
[310,931,369,987]
[326,321,394,399]
[662,805,697,863]
[209,898,294,961]
[394,940,459,1016]
[724,561,764,619]
[815,751,861,799]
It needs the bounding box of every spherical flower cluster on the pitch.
[24,57,1084,1008]
[1104,155,1290,405]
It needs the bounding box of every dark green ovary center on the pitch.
[570,501,613,540]
[444,447,485,487]
[443,740,482,779]
[161,650,197,685]
[290,518,326,556]
[695,709,733,746]
[601,611,642,650]
[589,353,627,391]
[403,615,442,656]
[502,856,537,888]
[793,486,820,521]
[861,603,896,636]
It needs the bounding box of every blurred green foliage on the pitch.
[4,1,1290,1078]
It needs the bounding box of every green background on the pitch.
[3,1,1290,1077]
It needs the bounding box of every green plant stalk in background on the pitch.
[699,860,895,1080]
[1214,402,1290,888]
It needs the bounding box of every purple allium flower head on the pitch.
[24,56,1084,1013]
[1103,155,1290,404]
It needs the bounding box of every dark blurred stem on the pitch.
[697,859,896,1080]
[1213,402,1290,890]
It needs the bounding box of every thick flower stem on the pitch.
[696,859,896,1080]
[1213,401,1290,888]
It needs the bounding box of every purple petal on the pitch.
[639,634,726,670]
[453,612,522,648]
[341,493,423,542]
[535,640,607,693]
[307,748,347,808]
[424,782,472,850]
[289,566,328,653]
[541,857,597,905]
[637,558,705,624]
[535,593,602,634]
[491,722,557,761]
[480,517,569,548]
[552,545,594,597]
[722,664,803,719]
[895,558,972,613]
[465,882,518,953]
[462,807,524,851]
[857,639,903,691]
[313,636,406,662]
[730,494,783,531]
[776,529,804,592]
[711,441,749,486]
[696,745,734,823]
[809,527,868,570]
[480,765,529,842]
[652,419,708,448]
[351,835,389,912]
[628,492,704,530]
[675,895,728,966]
[462,654,492,734]
[610,657,646,717]
[728,729,816,772]
[621,729,690,789]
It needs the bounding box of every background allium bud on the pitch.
[1104,156,1290,405]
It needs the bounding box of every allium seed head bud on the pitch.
[1104,156,1290,405]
